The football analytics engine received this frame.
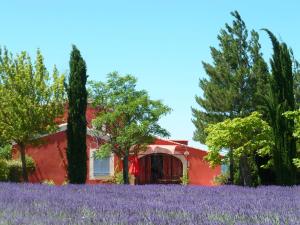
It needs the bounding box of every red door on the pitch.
[138,154,182,184]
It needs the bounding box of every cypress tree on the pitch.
[263,30,297,185]
[67,45,88,184]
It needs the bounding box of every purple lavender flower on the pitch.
[0,183,298,224]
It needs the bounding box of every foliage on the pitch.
[42,180,55,185]
[205,112,273,186]
[293,158,300,168]
[89,72,171,184]
[192,11,270,184]
[94,144,111,159]
[24,156,36,172]
[192,11,269,144]
[292,56,300,108]
[6,156,36,182]
[0,183,299,224]
[284,110,300,139]
[66,45,88,184]
[0,160,9,181]
[262,29,298,185]
[0,48,65,182]
[213,172,230,185]
[180,168,189,185]
[0,145,12,160]
[114,170,124,184]
[284,110,300,169]
[62,180,69,185]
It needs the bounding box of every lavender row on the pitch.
[0,183,299,225]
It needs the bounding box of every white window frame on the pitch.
[89,149,114,180]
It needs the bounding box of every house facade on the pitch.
[13,106,220,185]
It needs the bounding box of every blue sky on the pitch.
[1,1,300,148]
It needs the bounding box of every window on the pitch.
[93,156,110,177]
[90,149,114,179]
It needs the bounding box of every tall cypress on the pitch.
[67,45,88,184]
[263,29,297,185]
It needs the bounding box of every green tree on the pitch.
[192,11,269,182]
[66,45,88,184]
[89,72,171,184]
[284,110,300,169]
[262,29,298,185]
[0,48,65,182]
[205,112,273,186]
[292,58,300,108]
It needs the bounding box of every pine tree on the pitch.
[192,11,269,143]
[192,11,269,183]
[67,45,88,184]
[262,30,297,185]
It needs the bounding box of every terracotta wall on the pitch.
[185,148,221,185]
[13,131,68,184]
[156,144,221,186]
[13,132,108,185]
[13,130,220,185]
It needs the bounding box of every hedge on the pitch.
[0,156,35,182]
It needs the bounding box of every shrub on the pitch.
[0,160,9,181]
[0,145,12,160]
[7,160,23,182]
[24,156,36,172]
[114,170,124,184]
[62,180,69,185]
[180,168,189,185]
[214,172,230,185]
[7,156,36,182]
[42,180,55,185]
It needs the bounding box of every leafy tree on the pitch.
[205,112,273,186]
[292,58,300,108]
[66,45,88,184]
[89,72,171,184]
[192,11,269,182]
[284,111,300,170]
[0,145,12,160]
[262,30,298,185]
[0,48,65,182]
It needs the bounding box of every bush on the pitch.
[7,160,23,182]
[62,180,69,185]
[0,160,9,181]
[114,170,124,184]
[24,156,36,172]
[180,168,189,185]
[7,156,36,182]
[214,172,230,185]
[42,180,55,185]
[0,145,12,160]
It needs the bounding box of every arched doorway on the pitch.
[137,153,183,184]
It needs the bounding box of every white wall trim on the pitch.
[27,123,110,142]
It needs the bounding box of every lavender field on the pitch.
[0,183,299,225]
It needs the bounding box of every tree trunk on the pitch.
[123,154,129,184]
[239,154,252,186]
[19,143,28,182]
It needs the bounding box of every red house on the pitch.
[13,106,220,185]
